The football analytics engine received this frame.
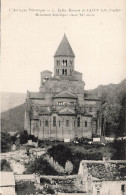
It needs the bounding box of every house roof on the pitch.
[54,34,75,57]
[53,91,77,99]
[0,172,15,186]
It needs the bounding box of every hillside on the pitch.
[1,104,26,132]
[1,92,26,112]
[1,79,126,135]
[90,79,126,136]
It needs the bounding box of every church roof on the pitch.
[53,91,77,99]
[54,34,75,57]
[29,92,45,99]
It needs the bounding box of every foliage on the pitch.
[91,79,126,136]
[11,135,17,144]
[1,159,12,171]
[20,130,29,144]
[24,156,58,175]
[40,178,51,184]
[28,134,38,142]
[48,143,102,174]
[111,140,126,160]
[16,181,36,195]
[48,144,72,168]
[1,131,11,152]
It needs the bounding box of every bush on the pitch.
[48,143,102,174]
[16,181,36,195]
[20,130,29,144]
[40,178,51,184]
[1,131,11,152]
[28,135,38,142]
[1,159,12,171]
[111,140,126,160]
[48,144,72,167]
[24,156,58,175]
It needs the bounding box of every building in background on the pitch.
[24,34,101,140]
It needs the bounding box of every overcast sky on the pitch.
[1,0,126,93]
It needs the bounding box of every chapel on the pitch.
[24,34,101,140]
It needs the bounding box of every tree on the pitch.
[1,131,11,152]
[20,130,29,144]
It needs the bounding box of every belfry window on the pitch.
[70,69,73,75]
[70,60,73,66]
[56,60,60,66]
[45,120,48,127]
[85,121,87,127]
[53,116,56,127]
[77,117,80,127]
[66,120,69,127]
[58,102,63,105]
[62,69,64,75]
[62,60,67,66]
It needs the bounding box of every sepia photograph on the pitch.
[1,0,126,194]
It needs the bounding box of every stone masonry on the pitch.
[24,34,102,140]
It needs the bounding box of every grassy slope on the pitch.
[1,103,26,132]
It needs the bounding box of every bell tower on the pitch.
[54,34,75,77]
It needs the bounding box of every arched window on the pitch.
[56,60,60,66]
[85,121,87,127]
[56,69,59,75]
[45,120,48,127]
[65,69,67,75]
[70,60,73,66]
[70,69,73,75]
[74,120,76,127]
[89,107,92,112]
[66,120,69,127]
[65,60,67,66]
[77,117,80,127]
[62,69,64,75]
[53,116,56,127]
[62,60,67,66]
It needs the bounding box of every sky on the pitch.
[1,0,126,93]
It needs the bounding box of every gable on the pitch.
[59,107,75,115]
[53,91,77,99]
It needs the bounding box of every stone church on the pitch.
[24,34,101,141]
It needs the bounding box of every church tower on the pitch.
[54,34,75,77]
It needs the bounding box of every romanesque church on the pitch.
[24,34,101,141]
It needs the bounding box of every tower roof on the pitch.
[54,34,75,57]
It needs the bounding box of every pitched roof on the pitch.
[53,91,77,99]
[59,107,75,115]
[0,172,15,186]
[54,34,75,57]
[29,92,45,99]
